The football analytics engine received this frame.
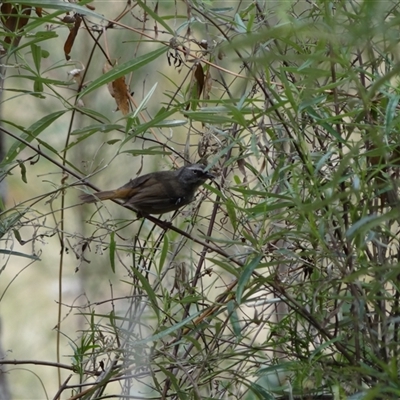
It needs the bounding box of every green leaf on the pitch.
[13,229,23,245]
[79,47,168,98]
[210,7,234,12]
[76,107,112,123]
[385,94,400,136]
[0,211,26,239]
[0,249,40,261]
[70,124,124,136]
[309,335,343,361]
[226,198,237,230]
[303,106,345,144]
[6,31,59,58]
[236,255,263,304]
[207,257,240,277]
[4,0,104,19]
[157,365,181,394]
[18,161,27,183]
[34,137,63,158]
[107,139,121,145]
[245,8,256,32]
[123,107,179,139]
[183,111,236,124]
[227,300,242,339]
[153,119,187,127]
[64,125,124,151]
[224,103,248,127]
[247,382,275,399]
[33,78,44,95]
[131,82,158,120]
[132,309,203,346]
[1,110,66,166]
[109,231,116,273]
[31,43,41,72]
[346,213,379,240]
[122,269,161,321]
[159,235,169,270]
[120,148,171,156]
[8,74,71,87]
[234,13,247,33]
[298,95,327,111]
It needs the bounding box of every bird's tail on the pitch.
[80,190,116,203]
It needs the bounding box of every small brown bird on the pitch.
[80,163,214,216]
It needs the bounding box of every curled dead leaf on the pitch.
[64,14,82,60]
[204,67,212,100]
[194,63,205,99]
[0,4,40,48]
[186,62,205,111]
[103,62,130,115]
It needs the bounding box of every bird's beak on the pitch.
[205,171,215,180]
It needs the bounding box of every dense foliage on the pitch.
[1,1,400,398]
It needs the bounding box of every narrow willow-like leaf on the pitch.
[31,43,41,72]
[6,31,59,59]
[153,119,187,127]
[1,110,66,166]
[227,300,242,339]
[71,124,124,136]
[123,106,179,139]
[79,47,167,98]
[131,310,203,346]
[123,267,160,321]
[131,82,158,120]
[236,255,263,304]
[120,148,171,156]
[207,257,240,277]
[109,231,116,273]
[234,13,247,33]
[225,198,237,230]
[159,235,169,270]
[5,0,104,19]
[385,94,400,136]
[247,382,275,399]
[182,112,236,124]
[0,249,40,260]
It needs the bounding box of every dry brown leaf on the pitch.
[103,62,130,116]
[153,1,159,38]
[64,14,82,61]
[237,159,247,182]
[1,4,34,48]
[203,67,212,100]
[186,62,205,111]
[112,77,130,115]
[62,15,76,24]
[194,63,205,99]
[0,3,12,16]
